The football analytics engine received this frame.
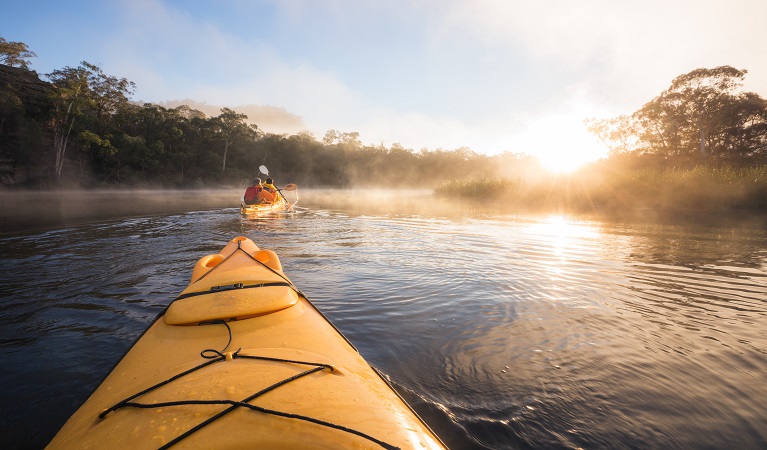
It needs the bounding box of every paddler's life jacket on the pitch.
[263,183,281,199]
[244,185,262,204]
[259,190,275,203]
[263,182,277,192]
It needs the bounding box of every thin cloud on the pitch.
[156,100,304,135]
[22,0,765,161]
[105,0,363,134]
[435,0,767,110]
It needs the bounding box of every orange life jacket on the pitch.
[258,190,275,203]
[244,185,262,204]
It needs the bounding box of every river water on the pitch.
[1,189,766,449]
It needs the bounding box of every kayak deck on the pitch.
[47,236,445,449]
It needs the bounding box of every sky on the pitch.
[3,0,766,172]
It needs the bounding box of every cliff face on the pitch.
[0,64,51,117]
[0,65,53,185]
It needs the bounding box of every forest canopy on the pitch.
[1,38,766,189]
[0,55,539,188]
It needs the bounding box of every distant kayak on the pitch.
[47,236,445,449]
[240,195,288,215]
[240,183,297,215]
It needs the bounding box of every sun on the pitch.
[537,151,593,173]
[531,126,607,174]
[510,102,609,174]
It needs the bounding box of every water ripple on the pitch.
[2,195,767,449]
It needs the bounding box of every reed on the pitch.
[434,177,520,199]
[435,165,767,212]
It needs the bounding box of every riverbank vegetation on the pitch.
[436,163,767,213]
[438,65,767,213]
[0,39,540,189]
[2,38,767,213]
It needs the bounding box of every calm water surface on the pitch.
[1,189,766,449]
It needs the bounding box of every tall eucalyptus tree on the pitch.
[212,107,256,173]
[45,62,134,181]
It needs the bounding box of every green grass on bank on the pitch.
[434,177,520,199]
[434,165,767,213]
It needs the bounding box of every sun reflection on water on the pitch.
[527,215,599,260]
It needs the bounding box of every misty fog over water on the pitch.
[1,189,766,449]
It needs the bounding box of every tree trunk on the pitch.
[652,123,670,158]
[53,101,76,181]
[698,113,706,158]
[221,140,230,172]
[78,154,85,185]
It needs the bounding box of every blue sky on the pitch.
[3,0,766,171]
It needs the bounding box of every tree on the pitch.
[45,62,134,181]
[652,66,747,158]
[212,108,255,173]
[76,130,115,182]
[585,115,641,156]
[174,104,206,121]
[323,130,361,149]
[0,38,36,69]
[83,62,135,135]
[46,65,90,181]
[717,92,767,157]
[589,66,767,163]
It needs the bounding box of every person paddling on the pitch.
[243,178,273,204]
[263,177,281,200]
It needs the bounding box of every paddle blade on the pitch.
[282,183,298,191]
[259,165,269,175]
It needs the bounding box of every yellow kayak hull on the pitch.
[240,196,287,215]
[47,236,445,450]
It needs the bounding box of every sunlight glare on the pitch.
[537,151,593,174]
[527,215,599,259]
[535,124,606,173]
[511,102,609,174]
